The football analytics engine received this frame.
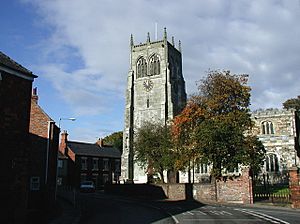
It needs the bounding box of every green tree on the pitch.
[103,131,123,152]
[283,95,300,111]
[134,121,175,183]
[192,70,265,178]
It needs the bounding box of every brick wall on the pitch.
[28,93,59,213]
[29,98,52,138]
[0,71,33,223]
[289,166,300,208]
[158,168,253,204]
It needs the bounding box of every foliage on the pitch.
[172,101,204,182]
[283,95,300,111]
[179,70,265,178]
[103,131,123,152]
[243,136,266,178]
[134,121,175,183]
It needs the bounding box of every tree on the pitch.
[172,101,204,182]
[103,131,123,152]
[134,121,175,183]
[191,70,265,178]
[283,95,300,111]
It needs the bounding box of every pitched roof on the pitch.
[68,141,121,158]
[0,51,37,77]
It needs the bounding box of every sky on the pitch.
[1,0,300,143]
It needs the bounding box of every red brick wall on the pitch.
[29,99,51,138]
[1,72,32,138]
[289,167,300,208]
[157,168,253,204]
[0,71,33,223]
[28,96,59,211]
[195,168,253,204]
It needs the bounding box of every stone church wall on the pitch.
[251,108,299,185]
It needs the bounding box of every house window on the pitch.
[92,174,98,188]
[57,177,62,186]
[261,121,274,135]
[58,160,63,168]
[103,159,109,171]
[115,159,120,173]
[30,177,40,191]
[81,157,87,170]
[265,154,279,172]
[137,57,147,78]
[103,174,109,184]
[92,158,99,171]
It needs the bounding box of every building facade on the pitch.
[29,87,60,213]
[121,29,187,183]
[251,108,300,184]
[0,51,37,223]
[59,132,121,190]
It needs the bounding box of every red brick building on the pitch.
[0,51,37,223]
[28,88,60,218]
[59,132,121,190]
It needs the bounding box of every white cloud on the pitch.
[24,0,300,115]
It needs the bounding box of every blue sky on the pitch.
[1,0,300,142]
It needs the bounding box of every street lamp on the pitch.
[55,117,76,201]
[58,117,76,129]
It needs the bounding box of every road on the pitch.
[77,192,300,224]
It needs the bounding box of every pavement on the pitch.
[49,197,81,224]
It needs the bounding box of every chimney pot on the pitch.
[96,138,104,147]
[59,131,68,155]
[32,87,39,104]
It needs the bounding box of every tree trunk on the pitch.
[159,170,165,183]
[188,160,191,183]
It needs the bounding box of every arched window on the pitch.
[196,163,208,174]
[149,54,160,76]
[261,121,274,135]
[137,57,147,78]
[265,153,279,172]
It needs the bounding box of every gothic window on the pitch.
[137,57,147,78]
[196,163,208,174]
[149,54,160,76]
[265,153,279,172]
[261,121,274,135]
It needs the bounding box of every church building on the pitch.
[121,28,187,183]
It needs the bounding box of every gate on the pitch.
[253,174,291,205]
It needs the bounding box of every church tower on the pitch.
[121,28,187,183]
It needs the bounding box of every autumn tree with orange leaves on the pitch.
[172,101,204,182]
[172,70,265,179]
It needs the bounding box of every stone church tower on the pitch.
[121,28,187,183]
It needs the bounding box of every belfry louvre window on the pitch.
[265,153,279,172]
[149,54,160,76]
[137,57,147,78]
[261,121,274,135]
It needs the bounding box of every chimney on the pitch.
[32,87,39,104]
[59,131,68,155]
[96,138,104,147]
